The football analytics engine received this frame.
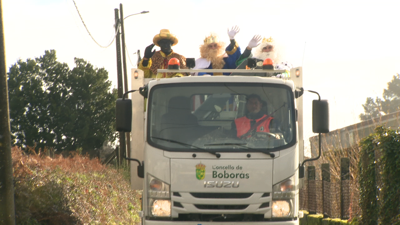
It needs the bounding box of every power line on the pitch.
[72,0,119,48]
[125,44,135,67]
[72,0,148,67]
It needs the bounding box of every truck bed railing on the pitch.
[157,69,287,74]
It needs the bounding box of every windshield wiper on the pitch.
[258,151,275,158]
[204,142,247,146]
[151,136,221,158]
[204,142,275,158]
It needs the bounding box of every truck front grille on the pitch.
[194,204,249,210]
[171,192,271,218]
[190,192,253,199]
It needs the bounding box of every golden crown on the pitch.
[262,37,274,43]
[196,163,206,170]
[204,34,219,44]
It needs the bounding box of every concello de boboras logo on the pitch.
[196,163,206,180]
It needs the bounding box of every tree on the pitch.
[7,50,118,154]
[360,73,400,121]
[381,74,400,113]
[359,97,383,121]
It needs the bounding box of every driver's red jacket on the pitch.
[234,115,273,138]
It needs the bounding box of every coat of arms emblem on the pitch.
[196,163,206,180]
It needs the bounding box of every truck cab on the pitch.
[116,65,329,224]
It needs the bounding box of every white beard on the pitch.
[253,51,278,62]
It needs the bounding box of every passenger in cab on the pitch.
[139,29,187,78]
[159,96,198,143]
[232,94,280,139]
[192,26,242,76]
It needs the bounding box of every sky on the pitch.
[3,0,400,153]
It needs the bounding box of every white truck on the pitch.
[116,62,329,224]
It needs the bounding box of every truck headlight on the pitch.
[272,200,291,217]
[150,199,171,217]
[277,179,293,192]
[272,176,295,218]
[148,175,170,198]
[147,174,171,217]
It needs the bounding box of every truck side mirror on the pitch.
[116,98,132,132]
[312,100,329,133]
[139,85,148,98]
[137,162,144,178]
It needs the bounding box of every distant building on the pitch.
[309,111,400,156]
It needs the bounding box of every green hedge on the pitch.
[321,218,331,225]
[359,129,378,224]
[300,210,309,225]
[359,126,400,224]
[307,214,323,225]
[299,210,354,225]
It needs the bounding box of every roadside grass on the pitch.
[12,146,142,225]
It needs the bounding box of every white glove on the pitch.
[227,26,240,40]
[247,35,262,49]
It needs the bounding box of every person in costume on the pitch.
[192,26,242,76]
[236,36,293,72]
[253,37,281,62]
[235,35,262,66]
[139,29,187,78]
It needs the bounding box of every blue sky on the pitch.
[3,0,400,153]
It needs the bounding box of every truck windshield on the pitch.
[147,83,296,152]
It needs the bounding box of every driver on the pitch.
[231,94,280,139]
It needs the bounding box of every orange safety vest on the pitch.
[234,115,273,138]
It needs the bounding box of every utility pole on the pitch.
[114,8,126,168]
[137,50,141,68]
[119,4,131,166]
[0,0,16,224]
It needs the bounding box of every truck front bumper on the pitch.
[144,220,298,225]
